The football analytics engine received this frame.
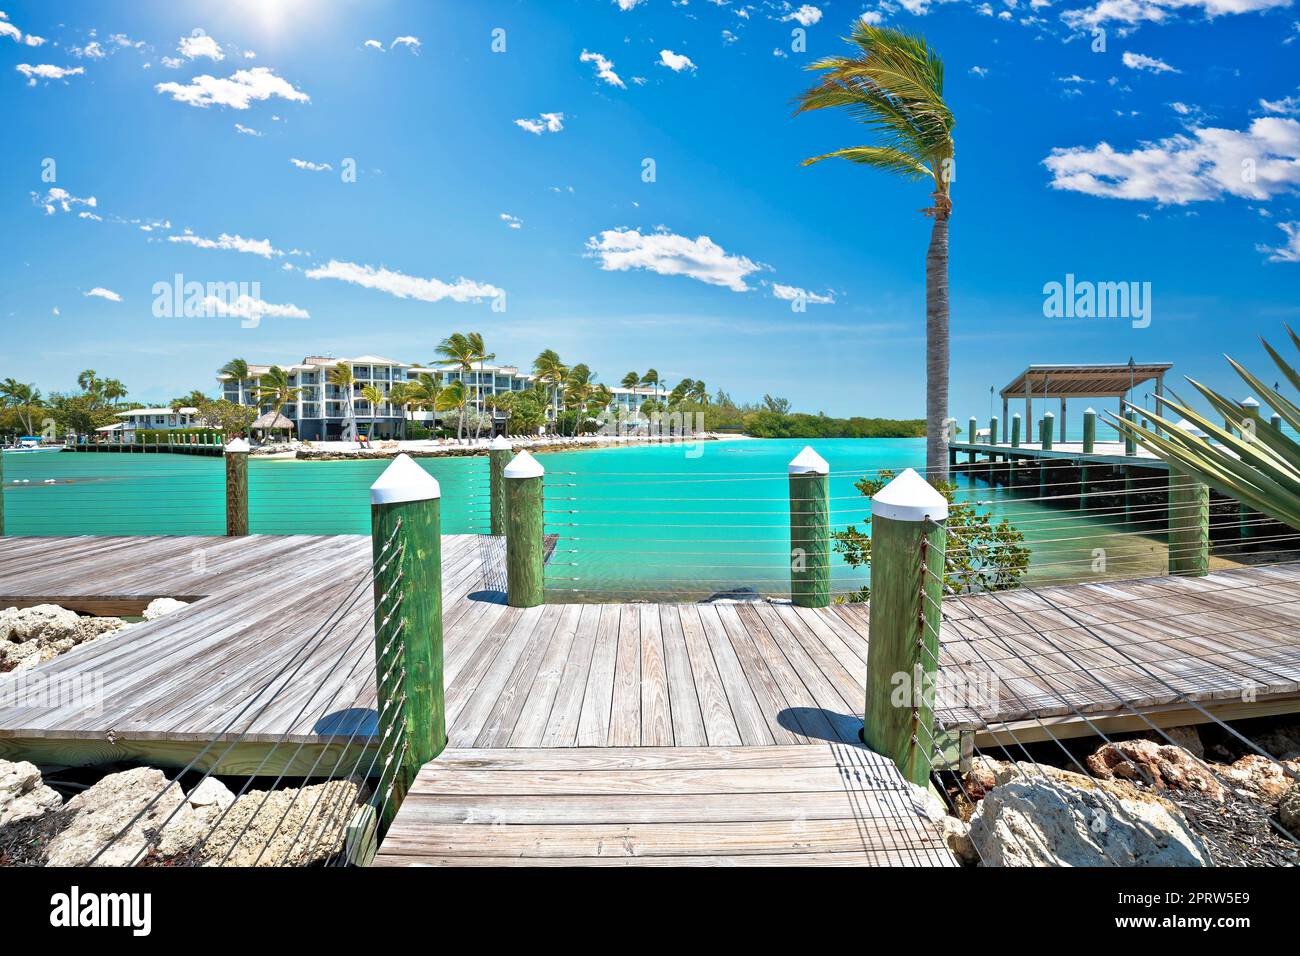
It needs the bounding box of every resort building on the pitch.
[219,355,662,439]
[98,406,200,441]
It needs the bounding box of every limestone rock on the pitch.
[43,767,198,867]
[0,604,80,644]
[1087,739,1225,801]
[969,775,1210,867]
[1152,726,1205,759]
[187,777,234,810]
[1219,754,1300,806]
[0,759,62,826]
[143,598,189,621]
[1279,782,1300,838]
[199,779,362,867]
[964,756,1006,800]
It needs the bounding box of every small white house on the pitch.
[111,407,200,441]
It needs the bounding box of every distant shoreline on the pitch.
[281,432,754,461]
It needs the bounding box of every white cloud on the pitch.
[1261,91,1300,115]
[390,36,421,52]
[970,65,989,77]
[179,32,224,60]
[71,41,105,59]
[1122,51,1179,73]
[234,122,262,136]
[1044,116,1300,204]
[33,187,96,215]
[1,14,45,46]
[168,232,282,258]
[773,47,789,58]
[304,260,504,303]
[860,10,885,23]
[84,287,122,302]
[514,111,565,134]
[201,295,309,321]
[580,49,625,88]
[289,157,332,171]
[585,227,764,291]
[782,5,824,25]
[16,63,86,85]
[772,283,835,304]
[500,213,523,230]
[1258,220,1300,261]
[613,0,648,8]
[364,39,384,51]
[155,67,309,110]
[659,49,697,72]
[1062,0,1290,30]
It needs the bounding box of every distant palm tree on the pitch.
[640,368,661,406]
[360,384,386,439]
[564,364,595,435]
[388,382,414,439]
[8,383,44,435]
[219,358,251,407]
[101,378,128,408]
[435,379,466,434]
[533,349,568,434]
[77,369,102,408]
[434,333,478,440]
[327,362,358,442]
[689,379,708,404]
[253,365,302,442]
[621,371,641,390]
[467,332,496,441]
[797,23,955,479]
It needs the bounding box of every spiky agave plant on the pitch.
[1112,326,1300,528]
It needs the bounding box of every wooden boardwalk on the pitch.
[371,745,956,866]
[3,535,1300,864]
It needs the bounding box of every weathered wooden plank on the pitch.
[639,604,673,746]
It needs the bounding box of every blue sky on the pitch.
[2,0,1297,422]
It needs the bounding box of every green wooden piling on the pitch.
[488,434,513,536]
[1082,408,1096,454]
[968,417,977,464]
[1272,413,1284,432]
[788,446,830,608]
[224,439,250,536]
[989,416,999,446]
[863,469,948,787]
[369,454,445,829]
[1041,411,1054,451]
[504,450,545,607]
[1124,411,1137,457]
[1010,413,1021,449]
[1168,468,1209,577]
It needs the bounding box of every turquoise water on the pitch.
[1,440,1167,599]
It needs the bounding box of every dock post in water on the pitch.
[1080,408,1096,510]
[788,446,830,608]
[1010,413,1021,448]
[1038,412,1054,499]
[968,417,977,464]
[1168,469,1209,576]
[369,454,446,829]
[224,438,250,536]
[504,450,545,608]
[488,434,513,536]
[863,469,948,787]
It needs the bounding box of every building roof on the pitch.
[999,363,1173,399]
[252,411,296,430]
[115,407,198,418]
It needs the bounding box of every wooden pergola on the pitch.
[998,362,1172,442]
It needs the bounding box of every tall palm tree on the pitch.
[360,384,386,439]
[101,378,128,408]
[640,369,661,407]
[388,381,414,439]
[533,349,568,434]
[253,365,302,441]
[564,364,595,436]
[467,332,496,441]
[689,379,708,404]
[219,358,251,407]
[9,383,44,435]
[797,23,955,479]
[77,369,102,409]
[433,333,478,440]
[435,379,466,434]
[327,362,358,442]
[621,371,641,390]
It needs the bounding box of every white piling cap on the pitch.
[370,453,440,505]
[224,438,250,454]
[871,468,948,523]
[1084,407,1096,414]
[1044,411,1055,418]
[489,434,513,451]
[504,449,545,479]
[1240,396,1260,408]
[1012,413,1021,419]
[788,446,829,476]
[1174,418,1208,438]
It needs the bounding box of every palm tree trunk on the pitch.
[925,213,951,482]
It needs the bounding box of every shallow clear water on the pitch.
[1,440,1167,600]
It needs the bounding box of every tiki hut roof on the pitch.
[252,412,295,431]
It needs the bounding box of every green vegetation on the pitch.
[798,24,955,478]
[1115,325,1300,528]
[833,470,1029,603]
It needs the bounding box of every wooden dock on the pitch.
[3,535,1300,865]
